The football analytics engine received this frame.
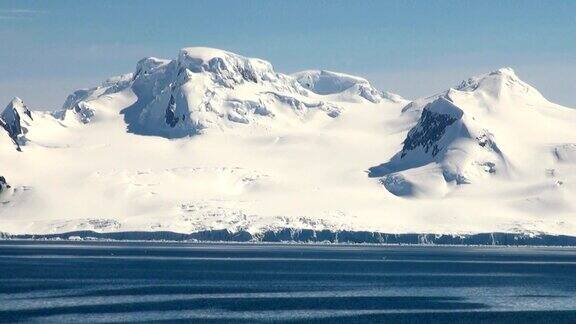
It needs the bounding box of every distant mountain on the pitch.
[1,49,575,238]
[292,69,403,103]
[52,47,396,139]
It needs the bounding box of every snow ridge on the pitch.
[293,69,402,103]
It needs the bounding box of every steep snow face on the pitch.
[62,74,134,111]
[292,70,402,103]
[58,73,134,124]
[370,68,576,200]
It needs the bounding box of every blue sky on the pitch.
[1,0,575,109]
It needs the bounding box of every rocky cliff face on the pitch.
[0,97,34,150]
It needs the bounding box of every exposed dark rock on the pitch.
[1,98,33,151]
[165,95,179,127]
[401,108,458,158]
[1,106,24,139]
[0,176,10,192]
[72,102,95,124]
[239,65,258,83]
[476,131,503,155]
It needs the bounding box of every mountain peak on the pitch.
[2,97,32,122]
[403,67,546,116]
[494,67,516,76]
[134,57,170,78]
[453,67,545,102]
[1,97,33,150]
[6,97,30,113]
[9,96,24,105]
[178,47,238,62]
[176,47,277,85]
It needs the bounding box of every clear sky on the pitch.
[1,0,575,109]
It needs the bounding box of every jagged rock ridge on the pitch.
[0,97,33,150]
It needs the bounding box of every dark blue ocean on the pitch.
[1,241,576,323]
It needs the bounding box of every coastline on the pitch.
[3,228,576,246]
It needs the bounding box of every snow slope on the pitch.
[292,70,403,103]
[1,49,575,237]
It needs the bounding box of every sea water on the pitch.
[1,241,576,323]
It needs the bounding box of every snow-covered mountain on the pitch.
[0,97,33,151]
[1,48,575,238]
[369,68,576,200]
[57,48,360,139]
[292,70,403,103]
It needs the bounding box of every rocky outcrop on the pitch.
[0,97,33,150]
[400,98,461,158]
[0,176,10,193]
